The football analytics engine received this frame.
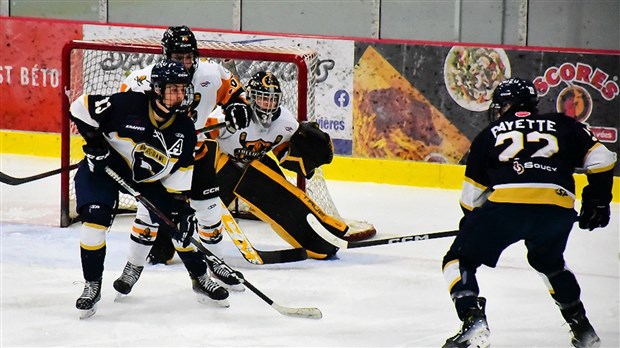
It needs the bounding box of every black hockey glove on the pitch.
[578,199,610,231]
[171,206,197,248]
[82,145,110,173]
[224,102,251,133]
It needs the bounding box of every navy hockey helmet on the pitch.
[246,71,283,127]
[161,25,199,73]
[150,60,194,115]
[488,77,539,121]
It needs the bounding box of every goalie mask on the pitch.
[488,77,539,122]
[247,71,282,127]
[161,25,199,75]
[150,60,195,117]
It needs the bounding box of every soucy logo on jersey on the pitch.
[513,159,557,174]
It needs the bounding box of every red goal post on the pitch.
[60,38,374,240]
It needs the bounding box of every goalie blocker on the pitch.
[233,159,348,259]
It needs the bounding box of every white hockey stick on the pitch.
[106,167,322,319]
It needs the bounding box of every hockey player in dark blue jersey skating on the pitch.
[441,78,616,348]
[70,60,229,319]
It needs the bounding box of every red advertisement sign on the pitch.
[0,18,82,132]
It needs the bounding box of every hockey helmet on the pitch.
[488,77,539,121]
[161,25,199,74]
[246,71,283,127]
[150,60,194,115]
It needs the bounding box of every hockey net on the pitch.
[60,39,375,240]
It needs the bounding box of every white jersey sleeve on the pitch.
[119,65,154,93]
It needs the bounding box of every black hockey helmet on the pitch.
[488,77,539,121]
[161,25,199,74]
[246,71,283,127]
[150,60,194,115]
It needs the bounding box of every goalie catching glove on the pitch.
[280,121,334,178]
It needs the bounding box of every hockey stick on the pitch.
[0,163,79,186]
[220,201,308,265]
[307,214,459,249]
[0,122,226,187]
[105,167,322,320]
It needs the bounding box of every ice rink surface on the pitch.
[1,154,618,347]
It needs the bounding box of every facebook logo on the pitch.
[334,90,350,107]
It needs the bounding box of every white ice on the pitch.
[1,154,618,347]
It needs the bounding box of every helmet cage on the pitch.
[249,88,282,126]
[247,71,283,127]
[150,61,195,115]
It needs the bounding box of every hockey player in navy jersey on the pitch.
[120,25,250,289]
[441,78,616,348]
[71,60,229,319]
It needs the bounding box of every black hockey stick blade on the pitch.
[308,214,458,249]
[257,248,308,264]
[0,163,79,185]
[220,201,308,265]
[105,167,322,319]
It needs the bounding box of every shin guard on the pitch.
[234,160,348,259]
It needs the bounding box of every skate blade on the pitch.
[114,292,128,302]
[78,305,97,319]
[196,294,230,308]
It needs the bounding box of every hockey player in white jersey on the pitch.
[118,25,250,289]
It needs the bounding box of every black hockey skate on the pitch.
[113,262,144,296]
[207,258,244,292]
[76,278,102,319]
[190,273,230,307]
[562,305,601,348]
[443,297,490,348]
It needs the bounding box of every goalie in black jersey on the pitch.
[441,78,616,348]
[70,60,230,319]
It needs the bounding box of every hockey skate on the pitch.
[190,273,230,307]
[207,259,244,292]
[113,262,144,297]
[76,278,102,319]
[443,298,490,348]
[563,307,601,348]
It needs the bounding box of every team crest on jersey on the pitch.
[234,133,283,162]
[132,143,168,182]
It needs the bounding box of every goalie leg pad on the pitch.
[234,160,348,259]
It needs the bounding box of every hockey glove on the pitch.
[82,145,110,173]
[172,206,197,248]
[224,102,251,133]
[578,199,610,231]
